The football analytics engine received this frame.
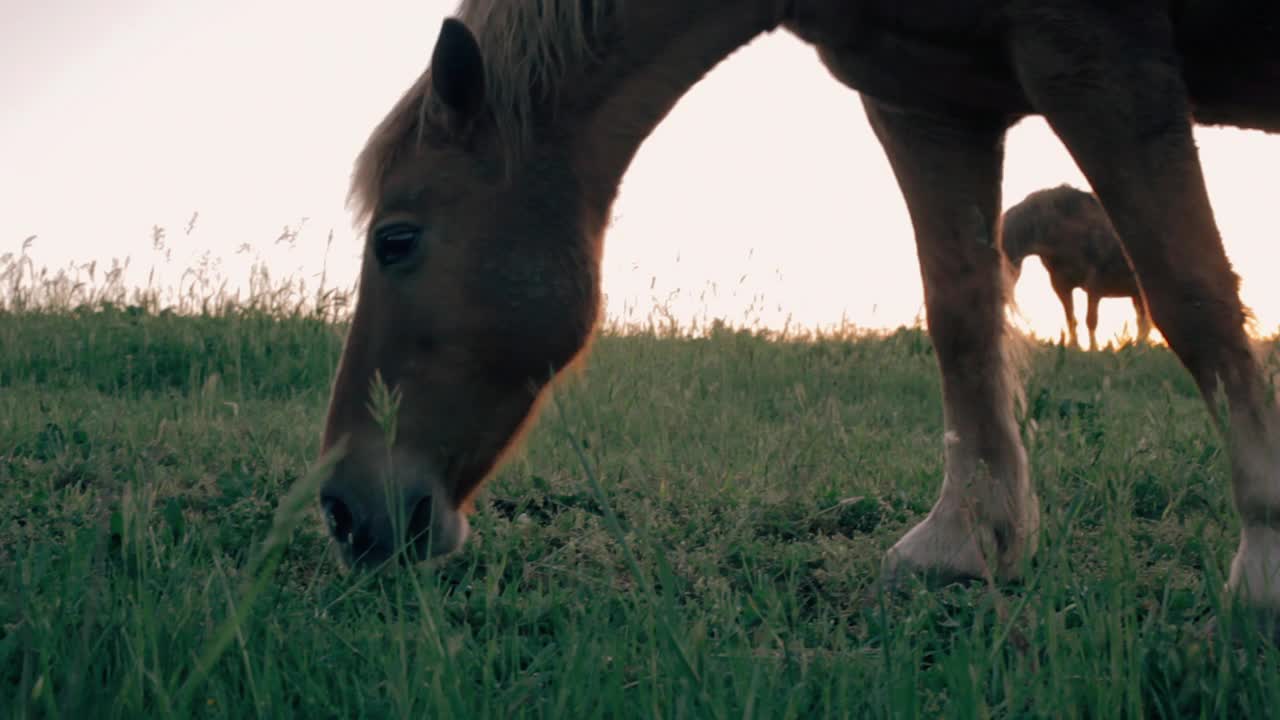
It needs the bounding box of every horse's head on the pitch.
[999,202,1037,284]
[318,18,601,568]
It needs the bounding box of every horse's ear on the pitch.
[430,18,485,130]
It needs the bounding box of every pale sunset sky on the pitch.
[3,1,1278,343]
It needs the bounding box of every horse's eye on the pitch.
[373,223,422,267]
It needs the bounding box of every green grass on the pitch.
[5,251,1280,718]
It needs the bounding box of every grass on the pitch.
[4,246,1280,719]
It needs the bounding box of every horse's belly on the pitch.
[787,1,1280,129]
[1183,58,1280,133]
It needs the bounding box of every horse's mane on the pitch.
[348,0,619,226]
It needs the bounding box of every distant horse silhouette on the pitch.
[318,0,1280,624]
[1003,185,1151,350]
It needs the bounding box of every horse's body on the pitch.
[1003,185,1151,351]
[319,0,1280,620]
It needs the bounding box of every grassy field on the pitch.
[5,265,1280,718]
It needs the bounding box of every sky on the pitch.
[3,1,1278,344]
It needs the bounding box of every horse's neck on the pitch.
[569,2,789,213]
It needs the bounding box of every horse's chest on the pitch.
[788,7,1030,117]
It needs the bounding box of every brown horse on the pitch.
[1003,184,1152,351]
[319,0,1280,618]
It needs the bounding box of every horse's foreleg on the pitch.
[862,97,1037,586]
[1085,292,1100,351]
[1014,9,1280,610]
[1053,280,1078,348]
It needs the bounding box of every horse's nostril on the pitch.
[408,495,434,543]
[321,494,354,541]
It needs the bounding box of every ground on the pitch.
[4,300,1280,718]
